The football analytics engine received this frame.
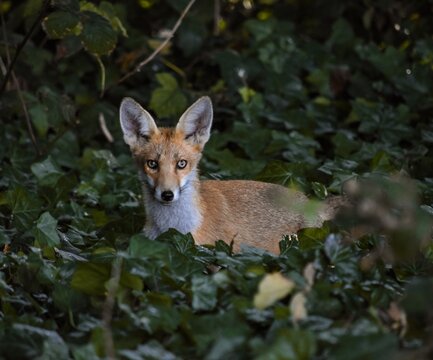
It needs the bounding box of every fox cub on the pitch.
[120,96,342,253]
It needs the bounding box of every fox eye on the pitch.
[146,160,158,169]
[177,160,187,169]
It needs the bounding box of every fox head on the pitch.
[119,96,213,204]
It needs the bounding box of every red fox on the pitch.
[119,96,344,253]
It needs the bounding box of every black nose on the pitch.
[161,191,174,202]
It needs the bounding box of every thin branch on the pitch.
[1,14,40,155]
[99,112,114,143]
[117,0,196,85]
[102,257,122,360]
[13,72,41,154]
[0,0,51,96]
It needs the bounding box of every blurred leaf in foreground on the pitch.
[254,272,295,310]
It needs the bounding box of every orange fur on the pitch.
[120,96,344,254]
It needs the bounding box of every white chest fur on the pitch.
[142,185,202,239]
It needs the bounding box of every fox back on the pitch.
[120,97,342,253]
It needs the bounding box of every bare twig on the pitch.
[99,112,114,143]
[102,257,123,360]
[0,0,50,95]
[1,14,40,155]
[117,0,196,85]
[13,72,41,154]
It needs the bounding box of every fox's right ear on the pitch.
[119,97,159,147]
[176,96,213,149]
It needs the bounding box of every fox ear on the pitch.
[176,96,213,148]
[119,97,159,147]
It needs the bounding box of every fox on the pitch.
[119,96,344,254]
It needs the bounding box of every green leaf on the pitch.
[71,261,143,296]
[79,11,117,55]
[33,212,61,247]
[71,262,110,296]
[324,234,351,265]
[0,226,10,247]
[29,104,49,137]
[149,73,187,118]
[6,186,43,231]
[38,337,71,360]
[244,18,276,41]
[255,160,309,190]
[329,334,398,360]
[120,269,143,291]
[31,157,64,187]
[0,324,67,359]
[118,340,179,360]
[52,284,87,312]
[80,1,128,37]
[98,1,128,37]
[189,310,250,355]
[206,148,265,177]
[191,275,217,311]
[37,86,76,127]
[72,344,100,360]
[42,11,81,39]
[128,233,169,260]
[256,328,316,360]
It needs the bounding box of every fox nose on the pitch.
[161,191,174,202]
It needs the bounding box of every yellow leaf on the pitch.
[290,292,307,322]
[254,272,295,310]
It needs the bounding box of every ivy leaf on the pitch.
[71,262,143,296]
[79,11,117,55]
[256,328,316,360]
[42,11,81,39]
[192,275,217,311]
[256,160,309,190]
[6,186,43,231]
[149,73,187,118]
[31,156,64,187]
[71,262,109,296]
[128,233,169,260]
[33,212,61,247]
[119,341,179,360]
[78,1,128,43]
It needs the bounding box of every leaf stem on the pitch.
[95,55,106,97]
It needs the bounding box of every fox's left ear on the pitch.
[176,96,213,148]
[119,97,159,147]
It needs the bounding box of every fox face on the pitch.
[135,129,202,203]
[120,97,213,205]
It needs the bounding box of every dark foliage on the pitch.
[0,0,433,359]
